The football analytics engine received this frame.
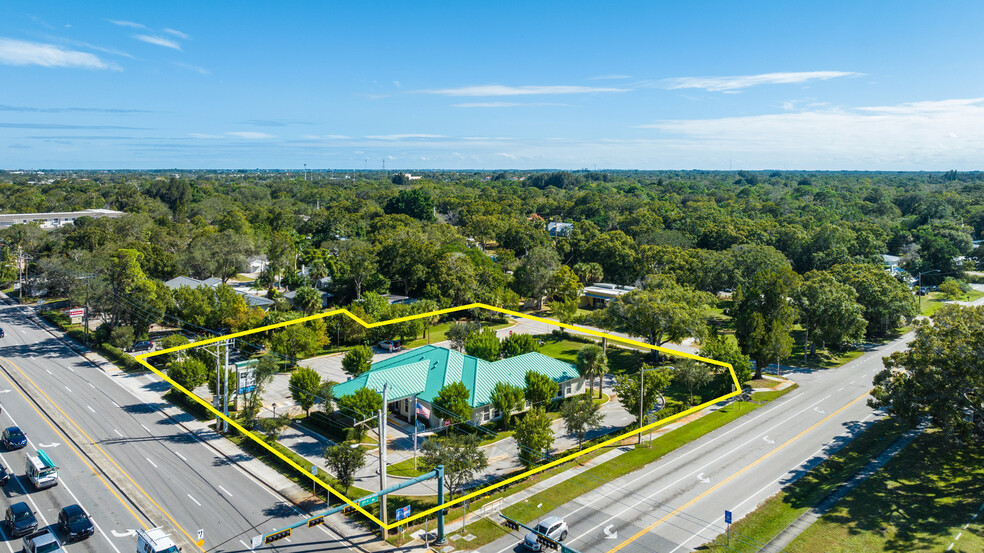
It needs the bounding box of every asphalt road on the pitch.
[483,333,916,553]
[0,302,369,553]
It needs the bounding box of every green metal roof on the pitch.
[332,345,579,408]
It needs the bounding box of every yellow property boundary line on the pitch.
[134,303,739,530]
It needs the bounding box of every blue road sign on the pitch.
[724,510,732,524]
[396,505,411,521]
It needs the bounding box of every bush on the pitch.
[101,344,141,372]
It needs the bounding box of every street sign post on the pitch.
[311,465,318,495]
[725,510,732,545]
[358,495,379,507]
[196,529,204,547]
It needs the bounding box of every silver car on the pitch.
[523,516,568,551]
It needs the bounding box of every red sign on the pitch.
[444,419,451,427]
[68,308,84,317]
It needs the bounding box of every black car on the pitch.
[6,502,38,538]
[2,426,27,450]
[58,504,94,542]
[0,326,5,338]
[0,463,8,486]
[130,340,154,353]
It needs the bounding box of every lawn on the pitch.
[403,320,512,349]
[698,416,910,552]
[785,429,984,552]
[918,288,984,316]
[386,457,429,478]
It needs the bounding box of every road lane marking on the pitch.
[608,390,872,553]
[0,357,200,549]
[568,394,833,544]
[64,385,71,392]
[219,485,233,497]
[0,357,147,533]
[187,494,201,507]
[88,382,95,388]
[45,369,52,375]
[140,423,151,432]
[146,457,158,469]
[87,404,96,413]
[112,401,121,408]
[114,428,123,437]
[175,451,187,461]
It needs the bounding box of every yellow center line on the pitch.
[0,357,147,530]
[608,390,872,553]
[2,357,202,551]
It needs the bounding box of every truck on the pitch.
[22,528,63,553]
[136,527,180,553]
[25,450,58,490]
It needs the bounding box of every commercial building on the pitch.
[0,208,125,230]
[332,345,585,427]
[579,283,636,308]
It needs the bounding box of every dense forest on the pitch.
[1,169,981,378]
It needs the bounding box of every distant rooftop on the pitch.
[0,208,125,229]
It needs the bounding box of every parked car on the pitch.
[378,340,403,352]
[5,502,38,538]
[0,462,9,485]
[2,426,27,450]
[58,504,94,542]
[129,340,155,353]
[0,326,5,338]
[523,516,569,551]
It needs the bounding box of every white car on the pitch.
[378,340,403,352]
[523,516,568,551]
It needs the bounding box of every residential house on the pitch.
[245,255,269,274]
[332,345,585,427]
[163,276,275,310]
[547,221,574,238]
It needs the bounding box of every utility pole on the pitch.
[638,366,660,445]
[378,383,389,535]
[222,339,230,432]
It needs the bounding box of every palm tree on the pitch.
[576,344,608,399]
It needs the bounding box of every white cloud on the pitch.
[173,62,209,75]
[133,34,181,50]
[0,38,119,70]
[418,84,627,96]
[108,19,145,29]
[589,74,632,80]
[226,131,274,139]
[635,97,984,166]
[163,28,190,40]
[452,102,572,108]
[659,71,861,92]
[365,133,446,140]
[189,133,223,139]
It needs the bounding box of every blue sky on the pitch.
[2,1,983,170]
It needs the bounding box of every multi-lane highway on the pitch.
[484,332,917,553]
[0,300,368,553]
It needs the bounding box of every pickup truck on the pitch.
[22,528,63,553]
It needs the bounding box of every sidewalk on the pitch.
[0,292,424,553]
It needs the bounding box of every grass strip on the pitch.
[785,429,984,552]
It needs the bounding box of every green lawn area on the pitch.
[786,428,984,552]
[784,328,866,370]
[403,320,512,349]
[386,457,429,478]
[698,417,910,552]
[918,288,984,316]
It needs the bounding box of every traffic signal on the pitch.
[264,529,291,545]
[308,515,325,527]
[536,535,559,550]
[502,518,519,530]
[342,506,356,515]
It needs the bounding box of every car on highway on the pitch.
[57,504,94,542]
[378,339,403,352]
[5,501,38,538]
[0,462,9,486]
[2,426,27,450]
[523,516,569,551]
[0,326,5,338]
[129,340,155,353]
[22,528,63,553]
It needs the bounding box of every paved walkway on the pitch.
[763,420,928,552]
